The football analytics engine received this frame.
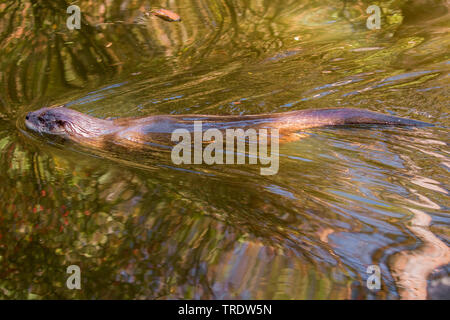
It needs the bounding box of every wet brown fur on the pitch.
[25,106,431,150]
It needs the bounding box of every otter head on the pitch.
[25,106,112,139]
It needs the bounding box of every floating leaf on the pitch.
[149,9,181,22]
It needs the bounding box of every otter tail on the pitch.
[277,108,432,130]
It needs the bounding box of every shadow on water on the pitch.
[0,0,449,299]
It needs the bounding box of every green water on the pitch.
[0,0,449,299]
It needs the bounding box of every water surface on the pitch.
[0,0,449,299]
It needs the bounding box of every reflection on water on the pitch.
[0,0,449,299]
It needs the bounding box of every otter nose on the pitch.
[25,113,30,120]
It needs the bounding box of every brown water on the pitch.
[0,0,449,299]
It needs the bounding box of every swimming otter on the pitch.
[25,106,431,149]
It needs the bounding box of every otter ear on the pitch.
[56,120,66,127]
